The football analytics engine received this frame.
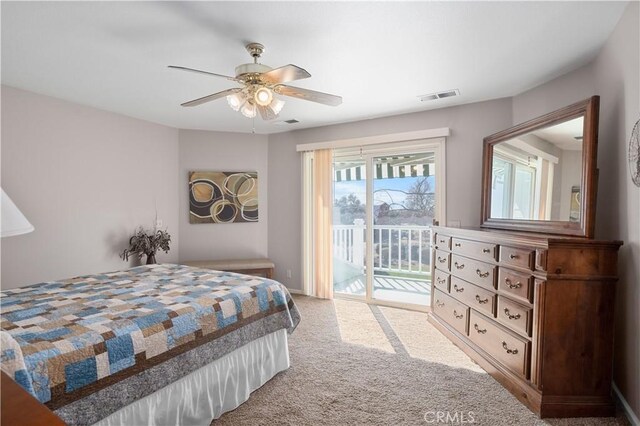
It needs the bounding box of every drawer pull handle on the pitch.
[475,295,489,304]
[482,248,491,254]
[435,300,445,308]
[474,324,487,334]
[437,277,447,284]
[504,308,521,320]
[505,278,522,289]
[439,239,446,244]
[476,269,490,278]
[454,262,465,270]
[502,341,519,355]
[438,256,447,263]
[454,242,461,247]
[453,310,464,319]
[453,284,464,293]
[509,254,519,260]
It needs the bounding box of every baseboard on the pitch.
[286,288,306,295]
[612,382,640,425]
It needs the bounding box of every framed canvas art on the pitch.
[569,185,581,222]
[189,171,258,223]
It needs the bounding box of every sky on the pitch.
[334,176,436,209]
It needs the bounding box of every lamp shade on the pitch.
[1,189,34,237]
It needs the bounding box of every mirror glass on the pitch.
[489,117,584,221]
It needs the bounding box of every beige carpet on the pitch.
[215,296,628,425]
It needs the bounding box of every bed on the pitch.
[0,263,300,425]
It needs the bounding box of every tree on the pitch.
[405,177,435,217]
[335,194,365,225]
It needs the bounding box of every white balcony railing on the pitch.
[333,221,432,276]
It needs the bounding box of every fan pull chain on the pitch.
[252,116,256,134]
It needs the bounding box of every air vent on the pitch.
[419,89,460,102]
[274,119,300,126]
[420,94,438,101]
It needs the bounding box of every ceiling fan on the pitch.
[169,42,342,120]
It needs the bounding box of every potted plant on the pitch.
[120,227,171,265]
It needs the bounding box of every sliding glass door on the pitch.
[371,153,434,306]
[331,140,445,310]
[332,158,367,297]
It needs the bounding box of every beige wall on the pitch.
[267,98,513,290]
[178,129,269,262]
[1,86,180,288]
[512,61,597,124]
[1,91,271,288]
[594,2,639,418]
[512,3,639,417]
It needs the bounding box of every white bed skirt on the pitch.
[94,329,290,426]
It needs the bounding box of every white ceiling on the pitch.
[1,1,628,134]
[534,117,585,151]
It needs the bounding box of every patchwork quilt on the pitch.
[0,263,300,420]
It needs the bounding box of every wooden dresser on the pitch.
[428,226,622,418]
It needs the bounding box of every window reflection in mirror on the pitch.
[490,117,583,221]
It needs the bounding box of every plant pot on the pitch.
[146,254,157,265]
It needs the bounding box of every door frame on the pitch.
[333,138,447,312]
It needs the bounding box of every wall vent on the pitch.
[419,89,460,102]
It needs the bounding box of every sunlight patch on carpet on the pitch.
[378,306,484,372]
[333,299,395,353]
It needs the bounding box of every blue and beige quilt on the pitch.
[0,264,300,422]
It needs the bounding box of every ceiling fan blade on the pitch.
[257,105,278,121]
[168,65,240,82]
[276,85,342,106]
[180,88,241,107]
[260,64,311,84]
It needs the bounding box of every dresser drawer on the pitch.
[497,296,532,337]
[433,289,469,336]
[434,269,450,292]
[434,249,451,272]
[452,238,497,262]
[451,254,497,291]
[450,276,496,317]
[499,246,534,271]
[434,233,451,250]
[468,310,530,379]
[497,268,533,304]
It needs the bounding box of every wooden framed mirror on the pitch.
[481,96,599,238]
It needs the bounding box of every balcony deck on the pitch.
[335,273,431,306]
[333,224,432,306]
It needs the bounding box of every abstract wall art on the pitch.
[188,171,258,223]
[569,185,581,222]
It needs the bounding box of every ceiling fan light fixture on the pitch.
[240,101,257,118]
[171,42,342,121]
[254,87,273,106]
[269,97,285,115]
[226,92,245,111]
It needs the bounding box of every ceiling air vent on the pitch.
[274,119,300,126]
[419,89,460,102]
